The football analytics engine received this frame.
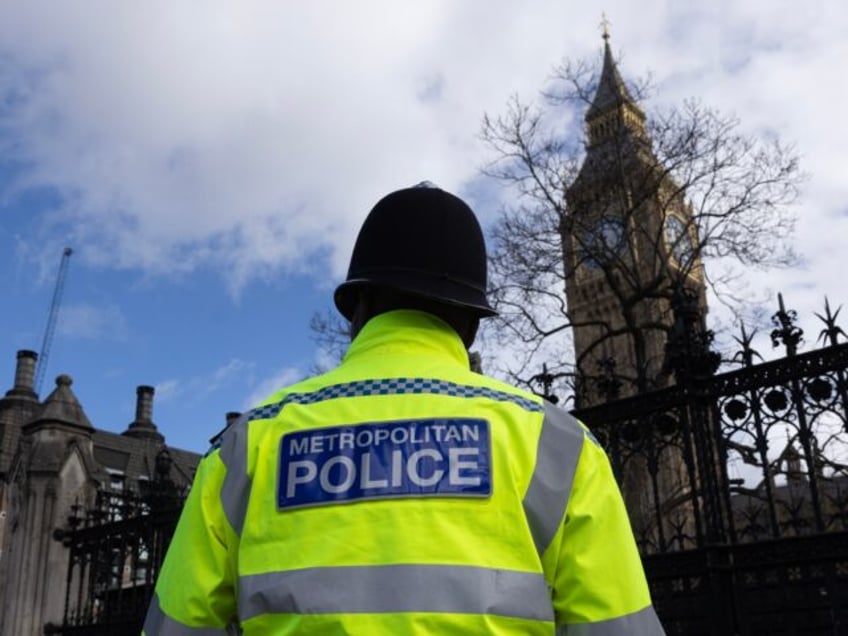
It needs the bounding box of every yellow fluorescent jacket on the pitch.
[143,310,665,635]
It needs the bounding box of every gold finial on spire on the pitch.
[600,12,611,41]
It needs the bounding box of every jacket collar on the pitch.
[342,310,470,369]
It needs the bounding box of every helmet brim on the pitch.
[334,276,497,322]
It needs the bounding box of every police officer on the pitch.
[143,183,665,635]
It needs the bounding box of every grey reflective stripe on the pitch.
[219,414,252,536]
[143,593,230,635]
[558,605,666,635]
[238,563,554,623]
[523,401,586,558]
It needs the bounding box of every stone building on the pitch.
[0,349,201,635]
[562,29,708,406]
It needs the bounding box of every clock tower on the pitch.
[563,27,708,408]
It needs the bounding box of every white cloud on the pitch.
[154,379,181,403]
[0,1,496,288]
[206,358,251,394]
[151,358,253,406]
[243,367,302,410]
[0,0,846,322]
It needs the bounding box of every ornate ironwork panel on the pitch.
[574,334,848,635]
[47,480,184,635]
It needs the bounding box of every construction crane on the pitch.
[35,247,73,395]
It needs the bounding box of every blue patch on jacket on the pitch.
[278,418,492,510]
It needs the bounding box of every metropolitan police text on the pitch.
[280,419,491,506]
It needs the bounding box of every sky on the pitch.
[1,0,847,455]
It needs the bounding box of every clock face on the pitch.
[665,215,694,264]
[597,219,623,248]
[581,218,624,269]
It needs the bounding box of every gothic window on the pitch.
[106,468,125,492]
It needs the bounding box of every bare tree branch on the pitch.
[479,51,804,402]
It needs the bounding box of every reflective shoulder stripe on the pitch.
[245,377,543,422]
[219,414,252,536]
[238,564,554,623]
[557,605,666,635]
[523,401,586,558]
[143,593,231,635]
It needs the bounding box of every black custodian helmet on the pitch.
[334,183,496,321]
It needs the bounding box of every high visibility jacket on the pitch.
[143,310,664,635]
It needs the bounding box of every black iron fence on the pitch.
[50,296,848,635]
[573,297,848,635]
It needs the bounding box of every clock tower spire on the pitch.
[585,24,647,146]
